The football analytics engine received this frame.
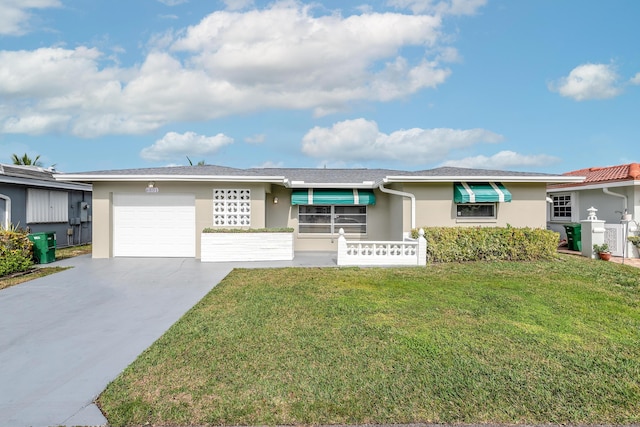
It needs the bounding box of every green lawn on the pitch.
[99,255,640,426]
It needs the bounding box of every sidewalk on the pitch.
[558,248,640,268]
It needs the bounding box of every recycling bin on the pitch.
[563,223,582,252]
[28,232,56,264]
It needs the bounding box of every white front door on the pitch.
[113,193,196,257]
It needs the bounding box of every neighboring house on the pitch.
[0,164,93,247]
[55,165,581,259]
[547,163,640,257]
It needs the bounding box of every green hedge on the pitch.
[411,226,559,263]
[202,227,294,233]
[0,228,34,277]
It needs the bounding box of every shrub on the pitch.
[0,227,34,276]
[411,226,559,263]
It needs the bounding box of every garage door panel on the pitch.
[113,193,196,257]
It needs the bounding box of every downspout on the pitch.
[378,183,416,230]
[603,187,628,215]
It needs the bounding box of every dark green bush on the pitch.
[411,226,559,263]
[0,228,34,276]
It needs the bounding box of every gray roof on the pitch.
[250,167,406,184]
[1,164,92,191]
[75,164,254,177]
[56,164,580,186]
[0,164,57,181]
[403,166,553,177]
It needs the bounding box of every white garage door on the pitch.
[113,193,196,257]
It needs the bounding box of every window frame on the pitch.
[0,194,10,229]
[298,205,367,235]
[550,193,572,221]
[456,202,497,219]
[26,189,69,224]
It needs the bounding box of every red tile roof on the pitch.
[549,163,640,189]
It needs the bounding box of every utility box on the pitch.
[28,232,56,264]
[563,223,582,252]
[79,201,90,222]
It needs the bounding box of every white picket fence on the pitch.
[337,228,427,266]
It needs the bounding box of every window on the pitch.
[456,203,496,218]
[0,194,10,229]
[27,189,68,223]
[551,194,572,220]
[213,189,251,226]
[298,205,367,234]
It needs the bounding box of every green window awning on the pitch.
[454,182,512,203]
[291,189,376,205]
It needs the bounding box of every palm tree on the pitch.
[186,156,206,166]
[11,153,42,166]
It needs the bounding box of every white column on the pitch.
[581,207,605,259]
[417,228,427,265]
[337,228,347,266]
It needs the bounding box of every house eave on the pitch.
[286,181,378,189]
[547,180,640,193]
[384,175,586,184]
[1,176,92,191]
[54,174,287,184]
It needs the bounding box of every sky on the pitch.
[0,0,639,174]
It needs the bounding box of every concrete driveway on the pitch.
[0,256,236,427]
[0,252,336,427]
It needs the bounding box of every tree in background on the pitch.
[186,156,206,166]
[11,153,42,166]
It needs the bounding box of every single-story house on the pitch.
[0,164,93,246]
[547,163,640,257]
[55,165,582,259]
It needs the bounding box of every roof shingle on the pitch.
[549,163,640,188]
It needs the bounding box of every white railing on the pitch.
[337,228,427,266]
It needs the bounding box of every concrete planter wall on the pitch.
[201,232,294,262]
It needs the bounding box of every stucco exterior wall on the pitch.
[91,181,269,258]
[92,180,552,258]
[401,182,548,229]
[562,187,635,223]
[266,187,394,252]
[384,183,412,239]
[547,185,640,241]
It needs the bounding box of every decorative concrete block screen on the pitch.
[337,228,427,266]
[213,189,250,226]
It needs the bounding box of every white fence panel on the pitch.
[604,224,624,257]
[337,228,427,266]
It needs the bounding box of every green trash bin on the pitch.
[28,232,56,264]
[563,223,582,251]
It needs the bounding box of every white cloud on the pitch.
[0,0,61,36]
[631,72,640,85]
[301,118,503,164]
[0,2,454,137]
[549,63,622,101]
[223,0,254,11]
[245,134,265,144]
[140,131,234,161]
[253,160,283,168]
[156,0,188,6]
[387,0,487,16]
[440,150,560,170]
